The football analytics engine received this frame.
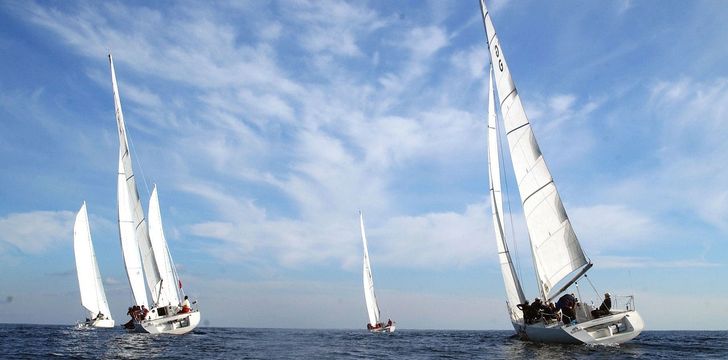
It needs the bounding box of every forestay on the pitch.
[486,68,526,321]
[148,185,182,307]
[74,202,113,320]
[479,0,590,301]
[359,212,381,326]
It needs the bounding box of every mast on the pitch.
[486,67,527,321]
[479,1,590,301]
[110,53,160,307]
[74,202,112,319]
[359,211,381,326]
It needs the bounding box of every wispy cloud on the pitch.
[594,255,720,269]
[0,210,75,254]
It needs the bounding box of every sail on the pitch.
[117,153,148,307]
[148,185,182,307]
[110,53,161,307]
[479,0,590,301]
[74,202,113,320]
[487,68,527,321]
[359,211,380,326]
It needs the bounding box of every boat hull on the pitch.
[141,310,201,335]
[519,310,643,344]
[77,318,115,329]
[369,324,396,333]
[91,318,115,328]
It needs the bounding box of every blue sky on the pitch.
[1,0,727,330]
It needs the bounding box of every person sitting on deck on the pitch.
[123,306,136,329]
[141,305,149,320]
[591,293,612,318]
[532,298,546,322]
[179,296,191,314]
[542,302,558,322]
[517,300,534,324]
[387,319,392,327]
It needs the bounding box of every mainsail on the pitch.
[486,68,526,322]
[479,0,590,301]
[148,185,182,307]
[359,211,381,326]
[110,53,161,307]
[74,202,113,320]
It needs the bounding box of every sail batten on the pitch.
[479,0,589,301]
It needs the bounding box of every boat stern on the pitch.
[566,310,644,344]
[141,309,201,335]
[92,318,115,328]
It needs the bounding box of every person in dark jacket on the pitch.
[591,292,612,318]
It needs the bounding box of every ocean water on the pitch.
[0,324,725,359]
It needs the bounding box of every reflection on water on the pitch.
[0,325,726,359]
[104,332,166,359]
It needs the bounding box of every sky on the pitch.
[0,0,727,331]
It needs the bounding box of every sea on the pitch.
[0,324,725,359]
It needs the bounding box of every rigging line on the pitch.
[584,274,602,301]
[126,128,152,199]
[497,98,525,289]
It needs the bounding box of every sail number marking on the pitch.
[494,44,504,72]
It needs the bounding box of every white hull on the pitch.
[141,310,200,335]
[77,318,115,329]
[518,310,644,344]
[369,324,396,333]
[91,318,115,328]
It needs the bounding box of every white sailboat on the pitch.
[480,0,644,344]
[74,202,114,328]
[359,211,395,333]
[109,53,199,335]
[142,185,200,334]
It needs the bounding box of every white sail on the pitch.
[74,202,113,320]
[479,0,590,301]
[148,185,182,307]
[110,53,161,307]
[359,211,380,326]
[487,68,527,322]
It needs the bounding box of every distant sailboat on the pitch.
[73,202,114,328]
[109,53,199,334]
[359,211,395,333]
[480,0,644,344]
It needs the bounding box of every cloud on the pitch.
[569,204,663,252]
[103,277,122,286]
[284,0,384,57]
[403,26,448,59]
[594,256,720,269]
[451,45,489,81]
[0,210,75,254]
[375,203,492,268]
[9,1,509,273]
[645,77,728,232]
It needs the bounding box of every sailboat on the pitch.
[73,202,114,328]
[359,211,395,333]
[142,185,201,334]
[109,53,200,335]
[480,0,644,344]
